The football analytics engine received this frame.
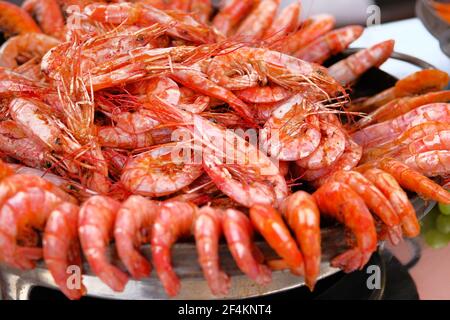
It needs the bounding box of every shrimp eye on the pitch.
[136,35,145,42]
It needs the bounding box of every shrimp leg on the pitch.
[170,69,257,127]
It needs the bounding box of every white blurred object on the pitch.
[281,0,375,25]
[351,18,450,78]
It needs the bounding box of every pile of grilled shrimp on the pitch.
[0,0,449,299]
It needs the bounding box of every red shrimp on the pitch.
[151,201,197,297]
[43,202,85,300]
[194,206,231,296]
[78,196,128,292]
[280,191,321,289]
[314,182,378,273]
[221,208,272,285]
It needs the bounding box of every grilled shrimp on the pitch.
[98,126,159,149]
[0,187,66,269]
[352,103,450,148]
[328,40,395,86]
[296,122,347,170]
[120,142,204,197]
[151,201,197,297]
[22,0,65,39]
[124,97,288,209]
[314,182,377,273]
[78,196,129,292]
[222,208,272,285]
[0,1,41,37]
[0,66,48,96]
[263,2,301,42]
[250,204,304,275]
[83,2,214,44]
[190,0,212,24]
[194,206,231,296]
[196,114,289,208]
[329,170,402,244]
[235,85,292,104]
[0,122,48,168]
[43,202,85,300]
[43,39,222,92]
[280,191,321,289]
[295,25,364,64]
[212,0,254,36]
[171,69,256,126]
[114,195,159,279]
[261,94,322,161]
[395,130,450,159]
[378,158,450,204]
[132,76,181,106]
[272,14,336,54]
[362,168,420,238]
[9,97,63,151]
[302,138,363,185]
[355,91,450,129]
[109,109,161,135]
[350,69,450,113]
[0,173,76,208]
[235,0,280,40]
[207,46,343,97]
[402,151,450,178]
[178,87,210,113]
[361,122,450,163]
[0,33,60,68]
